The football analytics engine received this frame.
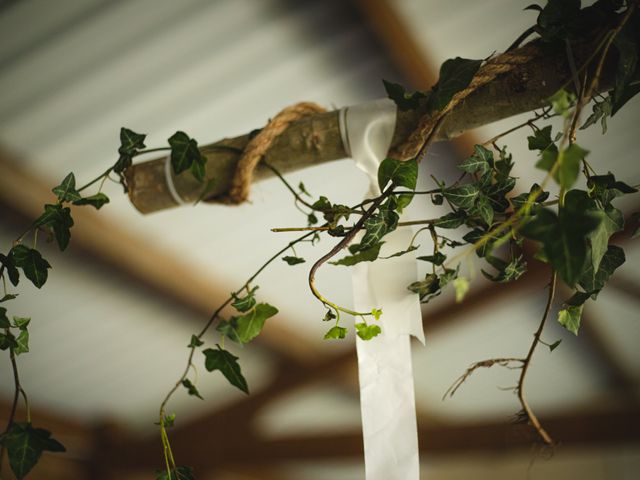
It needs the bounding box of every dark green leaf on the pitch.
[52,173,81,202]
[282,256,305,265]
[155,466,195,480]
[307,213,318,225]
[383,80,426,110]
[580,97,611,133]
[459,145,493,175]
[558,305,583,335]
[234,303,278,343]
[181,379,203,400]
[417,252,446,265]
[298,182,311,197]
[564,291,591,307]
[588,173,637,206]
[611,82,640,116]
[536,0,581,43]
[324,326,347,340]
[443,184,479,209]
[188,335,203,348]
[168,131,206,176]
[378,158,418,191]
[578,245,625,294]
[0,294,18,303]
[360,209,399,249]
[481,255,527,283]
[431,194,444,205]
[558,144,588,190]
[527,125,557,152]
[118,128,146,156]
[380,245,418,259]
[427,57,483,112]
[14,329,29,355]
[548,339,562,352]
[474,194,494,226]
[0,307,9,328]
[462,229,497,258]
[631,212,640,239]
[73,193,110,209]
[0,253,20,287]
[9,245,51,289]
[231,286,258,313]
[331,242,383,266]
[0,332,18,351]
[355,322,381,341]
[2,422,65,479]
[612,21,638,108]
[33,204,74,251]
[323,310,336,322]
[587,206,623,271]
[216,320,241,343]
[433,212,466,229]
[203,346,249,394]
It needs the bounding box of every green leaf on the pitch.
[443,184,479,209]
[587,173,637,206]
[612,20,638,109]
[427,57,482,112]
[0,294,18,303]
[0,307,9,328]
[371,308,382,320]
[1,422,65,480]
[0,332,18,351]
[216,320,241,343]
[231,286,258,313]
[188,335,203,348]
[282,256,305,266]
[417,252,446,265]
[459,145,493,175]
[73,193,110,209]
[181,379,203,400]
[9,245,51,289]
[611,82,640,116]
[481,255,527,283]
[587,206,623,271]
[383,80,426,110]
[33,204,74,251]
[433,212,466,229]
[331,242,383,266]
[324,326,347,340]
[323,310,336,322]
[14,330,29,355]
[118,127,146,156]
[161,413,176,428]
[564,291,592,307]
[453,277,469,303]
[13,317,30,329]
[52,173,81,202]
[203,346,249,394]
[578,245,625,294]
[462,229,497,258]
[380,245,418,259]
[581,98,611,134]
[0,253,20,287]
[474,194,494,226]
[307,212,318,225]
[558,144,588,190]
[168,131,206,177]
[378,158,418,191]
[527,125,557,152]
[548,89,576,118]
[355,322,382,341]
[558,305,583,335]
[155,466,195,480]
[234,303,278,344]
[548,339,562,352]
[360,209,399,250]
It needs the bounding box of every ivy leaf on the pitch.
[355,322,381,341]
[612,20,638,110]
[548,89,576,118]
[188,335,203,348]
[155,466,195,480]
[234,303,278,344]
[521,190,602,287]
[459,145,493,175]
[474,194,494,226]
[1,294,18,303]
[581,98,612,134]
[382,80,426,111]
[0,331,18,351]
[427,57,482,112]
[216,320,241,344]
[557,305,583,335]
[0,307,9,328]
[587,173,637,206]
[558,144,588,190]
[323,310,336,322]
[380,245,418,259]
[282,256,305,266]
[9,245,51,289]
[360,209,399,250]
[0,253,20,287]
[168,131,206,177]
[587,206,623,271]
[453,277,470,303]
[73,193,110,210]
[417,252,446,265]
[1,422,65,480]
[14,330,29,355]
[432,212,465,229]
[33,204,74,251]
[52,173,81,203]
[527,125,557,152]
[118,128,146,156]
[482,255,527,283]
[443,184,479,209]
[371,308,382,320]
[578,245,625,295]
[331,242,382,266]
[203,346,249,394]
[324,326,347,340]
[181,379,203,400]
[378,158,418,191]
[231,286,258,313]
[462,229,497,258]
[548,339,562,352]
[564,291,592,307]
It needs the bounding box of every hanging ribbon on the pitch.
[340,99,424,480]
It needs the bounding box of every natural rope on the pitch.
[224,102,326,204]
[391,43,540,160]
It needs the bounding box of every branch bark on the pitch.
[126,34,619,214]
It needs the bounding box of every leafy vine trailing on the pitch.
[1,1,640,478]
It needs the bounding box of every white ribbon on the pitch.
[340,99,424,480]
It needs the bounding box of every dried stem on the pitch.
[443,357,525,400]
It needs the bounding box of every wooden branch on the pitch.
[127,32,619,214]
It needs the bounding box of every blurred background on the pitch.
[0,0,638,478]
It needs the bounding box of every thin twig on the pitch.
[443,357,524,400]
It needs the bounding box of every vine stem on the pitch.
[0,349,26,471]
[517,271,557,445]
